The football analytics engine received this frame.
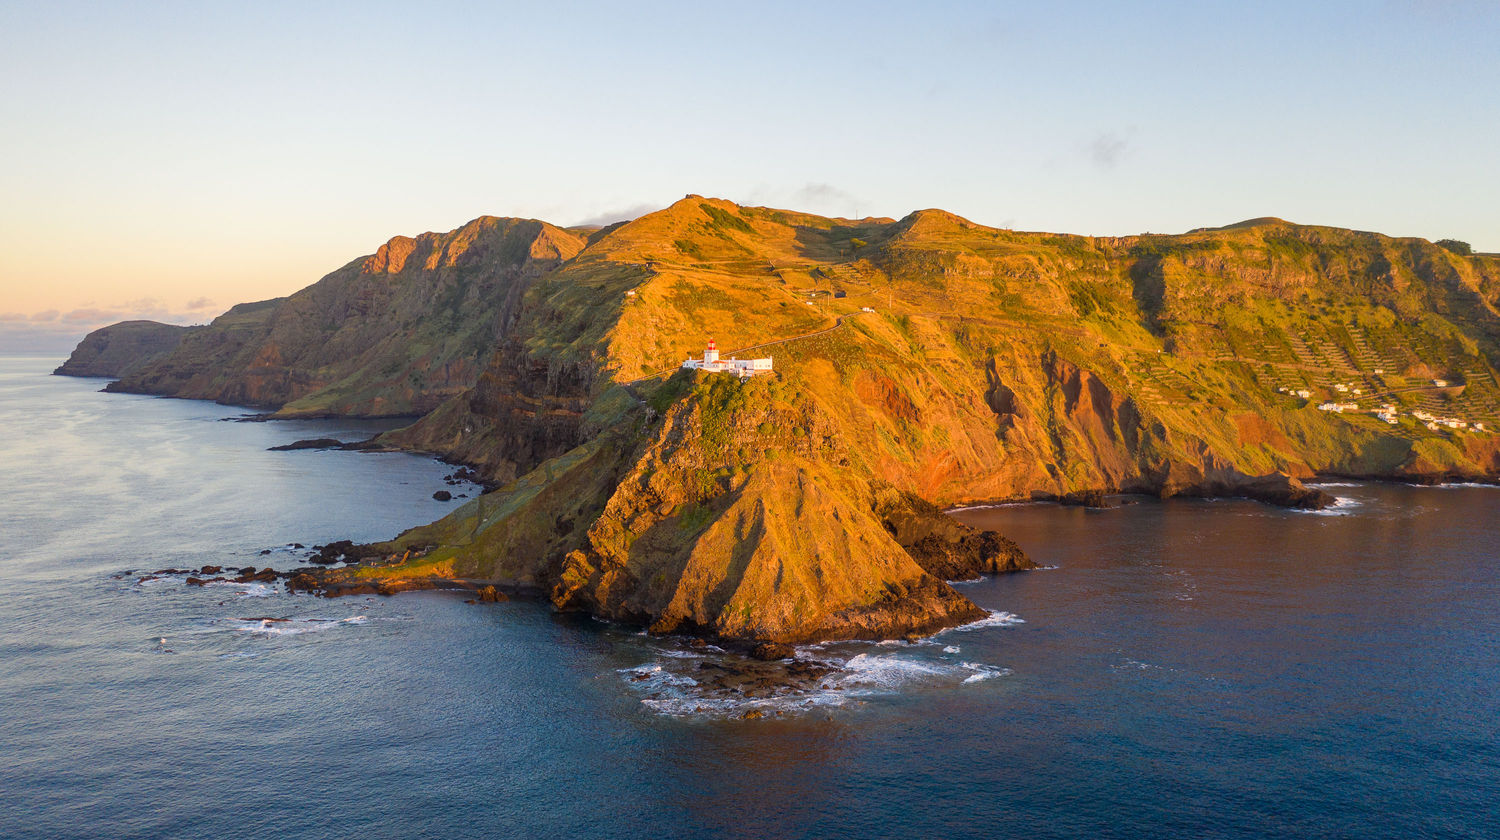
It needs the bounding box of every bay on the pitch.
[2,355,1496,839]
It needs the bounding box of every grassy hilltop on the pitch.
[64,197,1500,641]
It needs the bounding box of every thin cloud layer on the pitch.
[0,297,221,354]
[573,203,661,227]
[1089,132,1130,169]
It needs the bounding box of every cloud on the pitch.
[791,183,856,205]
[1089,132,1130,169]
[184,296,216,310]
[1,297,217,355]
[573,202,661,227]
[62,307,124,323]
[757,183,871,219]
[0,320,98,354]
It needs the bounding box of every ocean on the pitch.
[1,354,1496,839]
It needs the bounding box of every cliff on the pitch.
[321,372,1031,643]
[54,320,196,378]
[102,217,586,416]
[69,197,1500,640]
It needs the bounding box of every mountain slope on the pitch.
[96,217,586,416]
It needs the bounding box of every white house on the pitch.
[681,339,773,377]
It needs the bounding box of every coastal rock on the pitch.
[310,540,357,564]
[284,573,319,593]
[232,568,278,583]
[1057,489,1113,508]
[268,438,345,451]
[432,490,452,502]
[877,490,1035,581]
[750,643,794,661]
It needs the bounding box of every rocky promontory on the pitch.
[54,320,195,378]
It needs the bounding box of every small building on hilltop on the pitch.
[681,339,772,378]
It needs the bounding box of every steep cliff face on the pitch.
[106,217,586,416]
[54,320,196,378]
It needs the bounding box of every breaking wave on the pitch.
[225,615,369,637]
[940,610,1025,633]
[620,641,1015,719]
[1292,496,1361,516]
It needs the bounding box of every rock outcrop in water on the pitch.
[66,197,1500,640]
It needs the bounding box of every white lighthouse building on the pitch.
[681,339,772,377]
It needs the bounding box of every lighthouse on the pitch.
[681,337,773,377]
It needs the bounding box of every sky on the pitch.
[2,0,1497,352]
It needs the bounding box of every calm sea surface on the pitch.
[1,354,1497,839]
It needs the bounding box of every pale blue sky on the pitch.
[2,0,1497,349]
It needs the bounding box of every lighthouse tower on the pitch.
[703,339,719,365]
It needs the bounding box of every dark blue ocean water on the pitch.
[2,354,1497,839]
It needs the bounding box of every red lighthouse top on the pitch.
[707,339,716,350]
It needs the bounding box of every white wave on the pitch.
[655,647,718,659]
[833,653,951,689]
[960,662,1012,684]
[621,644,1017,718]
[946,500,1045,513]
[618,663,699,689]
[228,615,367,637]
[204,580,277,597]
[941,610,1025,633]
[1291,496,1360,516]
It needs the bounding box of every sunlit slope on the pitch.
[398,198,1500,495]
[333,200,1500,641]
[104,217,585,416]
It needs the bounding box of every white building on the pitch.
[681,339,773,377]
